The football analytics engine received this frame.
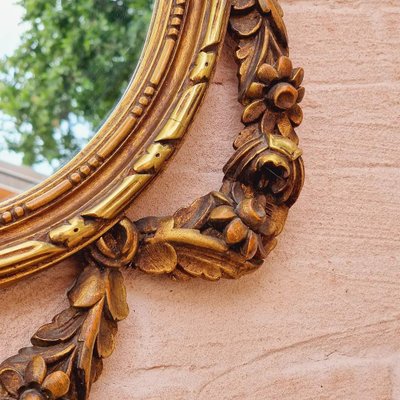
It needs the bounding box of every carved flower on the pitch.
[0,356,70,399]
[242,56,305,144]
[224,133,303,206]
[207,191,284,261]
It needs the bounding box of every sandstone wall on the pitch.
[1,1,399,398]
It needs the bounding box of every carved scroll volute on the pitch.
[0,219,138,400]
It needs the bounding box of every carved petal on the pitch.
[277,113,296,139]
[137,243,178,275]
[276,56,292,79]
[42,371,70,398]
[290,67,304,88]
[297,86,305,103]
[287,104,303,127]
[261,109,278,134]
[68,266,105,308]
[24,356,46,384]
[257,63,279,84]
[105,270,129,322]
[19,390,44,400]
[236,198,266,229]
[246,82,266,99]
[242,99,266,123]
[258,0,271,13]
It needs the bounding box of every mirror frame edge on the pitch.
[0,0,231,287]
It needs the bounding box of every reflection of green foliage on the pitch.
[0,0,153,167]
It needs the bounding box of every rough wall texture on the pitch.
[1,1,400,399]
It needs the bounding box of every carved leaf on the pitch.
[136,242,178,275]
[68,266,105,308]
[0,252,130,400]
[76,299,104,398]
[178,250,223,281]
[174,194,215,229]
[32,309,85,347]
[4,342,76,369]
[96,316,117,359]
[176,246,259,281]
[230,10,262,37]
[105,270,129,322]
[232,0,256,10]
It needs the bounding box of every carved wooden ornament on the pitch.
[0,1,305,398]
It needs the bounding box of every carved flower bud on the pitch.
[41,371,70,398]
[20,390,45,400]
[267,82,298,110]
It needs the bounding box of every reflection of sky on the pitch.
[0,1,50,175]
[0,1,24,56]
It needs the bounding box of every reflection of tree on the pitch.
[0,0,153,169]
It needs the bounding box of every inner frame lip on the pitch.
[0,0,162,212]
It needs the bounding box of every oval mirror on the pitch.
[0,0,153,200]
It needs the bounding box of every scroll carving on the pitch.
[0,1,305,398]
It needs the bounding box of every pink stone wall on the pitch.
[1,1,400,398]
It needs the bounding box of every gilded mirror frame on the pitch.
[0,0,231,286]
[0,0,306,399]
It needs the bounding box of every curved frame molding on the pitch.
[0,0,231,286]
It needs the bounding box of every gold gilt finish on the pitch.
[0,0,305,399]
[0,0,231,286]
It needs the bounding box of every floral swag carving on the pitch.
[0,1,305,399]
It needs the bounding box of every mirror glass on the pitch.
[0,0,153,200]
